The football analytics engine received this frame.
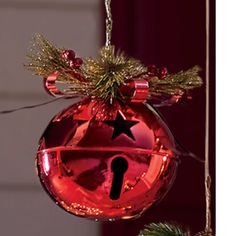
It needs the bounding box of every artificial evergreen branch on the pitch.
[25,34,93,96]
[80,45,146,101]
[139,223,190,236]
[26,34,72,80]
[148,66,203,97]
[25,35,202,103]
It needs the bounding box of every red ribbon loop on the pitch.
[130,79,149,102]
[120,79,149,103]
[44,71,64,97]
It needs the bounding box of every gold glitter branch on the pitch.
[26,34,68,76]
[25,34,85,85]
[25,35,202,103]
[148,66,203,97]
[80,46,146,102]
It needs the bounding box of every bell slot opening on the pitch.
[109,156,128,200]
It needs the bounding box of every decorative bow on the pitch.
[26,34,202,105]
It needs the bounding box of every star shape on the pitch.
[103,112,139,141]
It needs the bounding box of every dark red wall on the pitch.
[101,0,215,235]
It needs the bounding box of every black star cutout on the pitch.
[103,112,139,141]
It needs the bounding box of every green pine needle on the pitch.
[139,223,191,236]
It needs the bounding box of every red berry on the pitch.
[69,58,83,69]
[159,67,168,80]
[73,58,83,68]
[147,64,158,75]
[61,50,76,61]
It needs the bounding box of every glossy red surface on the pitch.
[37,99,179,221]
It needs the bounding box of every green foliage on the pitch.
[149,66,203,97]
[139,223,191,236]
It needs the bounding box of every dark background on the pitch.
[101,0,215,235]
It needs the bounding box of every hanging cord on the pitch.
[204,0,213,234]
[0,96,79,114]
[105,0,113,47]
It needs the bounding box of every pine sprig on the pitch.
[26,34,67,77]
[25,35,203,103]
[149,66,203,97]
[25,34,88,86]
[139,223,190,236]
[80,46,146,102]
[25,34,92,95]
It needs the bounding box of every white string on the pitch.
[105,0,112,47]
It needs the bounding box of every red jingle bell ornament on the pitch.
[26,35,202,221]
[37,99,179,221]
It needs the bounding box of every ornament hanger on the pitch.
[105,0,112,47]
